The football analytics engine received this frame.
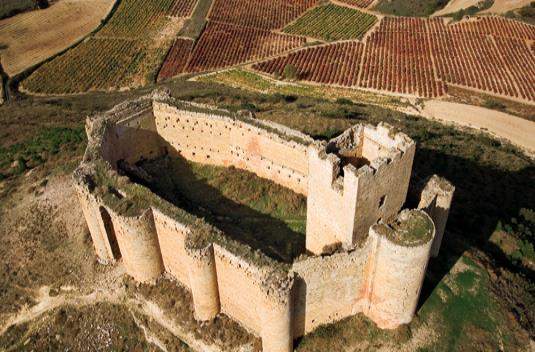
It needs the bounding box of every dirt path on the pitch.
[422,100,535,154]
[0,278,222,352]
[481,0,533,13]
[432,0,480,16]
[0,0,115,76]
[432,0,532,16]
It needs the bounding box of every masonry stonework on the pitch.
[74,91,454,352]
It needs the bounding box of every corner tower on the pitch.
[306,123,415,254]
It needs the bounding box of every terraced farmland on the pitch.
[22,0,192,94]
[283,3,377,41]
[208,0,318,30]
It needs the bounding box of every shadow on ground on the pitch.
[409,147,535,309]
[122,154,306,264]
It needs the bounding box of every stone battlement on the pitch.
[74,91,454,352]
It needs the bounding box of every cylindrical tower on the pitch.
[109,208,164,282]
[260,276,294,352]
[186,243,220,321]
[365,210,435,329]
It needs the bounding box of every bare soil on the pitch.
[422,100,535,155]
[0,0,115,76]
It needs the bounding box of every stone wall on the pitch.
[153,208,191,286]
[291,244,370,336]
[306,124,416,254]
[74,92,454,352]
[152,101,310,195]
[418,175,455,257]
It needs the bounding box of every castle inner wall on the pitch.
[152,102,310,194]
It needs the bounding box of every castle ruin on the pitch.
[74,91,454,352]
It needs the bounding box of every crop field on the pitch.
[169,0,198,17]
[185,21,305,73]
[208,0,318,29]
[255,16,535,102]
[448,16,535,40]
[96,0,185,38]
[336,0,376,8]
[22,0,193,93]
[253,42,365,86]
[158,38,195,80]
[0,0,115,75]
[283,3,377,41]
[22,39,163,94]
[359,30,445,97]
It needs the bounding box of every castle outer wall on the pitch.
[74,93,453,352]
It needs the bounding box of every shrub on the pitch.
[282,64,298,81]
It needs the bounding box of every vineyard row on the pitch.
[253,18,535,101]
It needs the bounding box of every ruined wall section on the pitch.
[73,180,117,264]
[351,132,415,243]
[291,243,371,336]
[152,101,311,195]
[95,101,166,169]
[418,175,455,257]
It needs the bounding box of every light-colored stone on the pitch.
[73,92,455,352]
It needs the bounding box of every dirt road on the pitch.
[422,100,535,154]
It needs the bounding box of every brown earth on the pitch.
[432,0,532,16]
[0,0,115,76]
[422,100,535,155]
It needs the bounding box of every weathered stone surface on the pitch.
[73,91,454,352]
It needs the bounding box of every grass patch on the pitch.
[283,4,377,41]
[196,69,401,108]
[505,2,535,25]
[179,0,214,39]
[373,0,448,17]
[448,0,494,21]
[418,256,506,350]
[124,156,307,262]
[0,127,85,178]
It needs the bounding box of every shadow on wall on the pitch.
[408,147,535,309]
[118,137,307,264]
[99,206,121,260]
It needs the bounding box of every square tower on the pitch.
[305,123,415,254]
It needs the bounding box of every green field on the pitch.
[21,0,178,94]
[373,0,448,17]
[283,3,377,41]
